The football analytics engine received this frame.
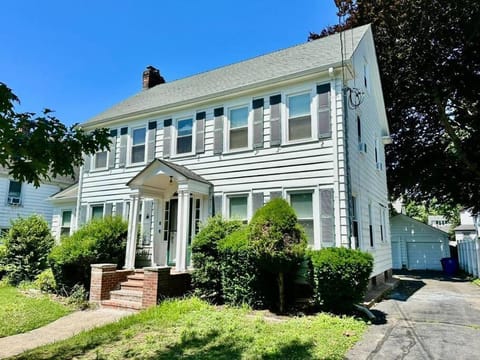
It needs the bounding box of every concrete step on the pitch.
[101,299,142,311]
[121,279,144,291]
[127,273,145,281]
[110,289,143,303]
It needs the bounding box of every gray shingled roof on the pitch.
[85,24,370,125]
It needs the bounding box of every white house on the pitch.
[55,24,392,282]
[0,166,75,235]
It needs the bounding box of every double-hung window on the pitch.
[131,127,146,164]
[7,180,22,205]
[288,93,312,141]
[94,150,108,169]
[228,195,248,223]
[229,106,249,150]
[91,205,104,220]
[176,118,193,154]
[290,192,314,245]
[61,210,72,236]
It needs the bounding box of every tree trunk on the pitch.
[278,272,285,313]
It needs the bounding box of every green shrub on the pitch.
[49,216,127,291]
[34,268,57,293]
[309,247,373,313]
[249,198,307,312]
[2,215,54,285]
[191,216,243,303]
[218,228,263,307]
[0,244,6,279]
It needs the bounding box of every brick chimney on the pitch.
[142,66,165,90]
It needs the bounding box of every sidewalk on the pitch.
[363,276,400,308]
[0,308,132,359]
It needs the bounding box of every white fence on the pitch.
[458,237,480,277]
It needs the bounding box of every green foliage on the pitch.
[0,244,6,279]
[66,284,89,310]
[2,215,54,285]
[0,82,110,186]
[191,215,243,303]
[34,268,57,293]
[249,198,307,272]
[404,199,461,229]
[49,216,127,291]
[309,247,373,313]
[218,228,263,307]
[13,298,367,360]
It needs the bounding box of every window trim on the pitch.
[129,126,147,165]
[286,90,315,143]
[60,209,73,237]
[225,104,252,153]
[173,116,196,157]
[226,193,250,222]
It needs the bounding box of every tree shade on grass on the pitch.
[0,285,71,338]
[12,297,367,360]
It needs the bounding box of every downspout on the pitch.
[74,163,84,231]
[342,86,352,248]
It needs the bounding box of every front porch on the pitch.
[124,159,212,272]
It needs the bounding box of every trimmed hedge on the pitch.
[1,215,54,285]
[309,247,373,313]
[191,215,243,303]
[49,216,127,291]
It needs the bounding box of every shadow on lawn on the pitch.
[150,329,316,360]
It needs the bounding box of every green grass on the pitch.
[12,297,367,360]
[0,284,72,338]
[473,278,480,286]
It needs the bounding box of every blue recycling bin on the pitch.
[440,257,458,276]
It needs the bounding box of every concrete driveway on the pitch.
[347,271,480,359]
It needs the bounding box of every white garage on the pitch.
[390,214,450,271]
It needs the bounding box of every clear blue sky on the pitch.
[1,1,339,126]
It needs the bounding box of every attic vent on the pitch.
[142,66,165,90]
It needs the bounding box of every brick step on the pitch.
[127,273,145,281]
[101,299,142,311]
[120,279,144,291]
[110,289,143,303]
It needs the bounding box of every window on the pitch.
[351,196,359,248]
[8,180,22,205]
[368,203,374,247]
[91,205,104,220]
[131,127,146,163]
[228,195,248,223]
[61,210,72,236]
[176,118,193,154]
[229,106,249,150]
[288,93,311,141]
[94,150,108,169]
[290,192,314,245]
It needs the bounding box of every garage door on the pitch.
[391,241,402,269]
[407,242,443,270]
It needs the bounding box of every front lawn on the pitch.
[13,297,367,360]
[0,284,72,338]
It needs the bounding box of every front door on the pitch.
[166,199,178,266]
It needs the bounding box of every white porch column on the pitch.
[175,186,190,272]
[125,193,141,269]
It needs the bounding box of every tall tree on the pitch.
[0,82,109,186]
[311,1,480,212]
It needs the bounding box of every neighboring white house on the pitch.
[390,214,450,271]
[49,183,78,240]
[454,209,480,277]
[0,166,75,235]
[52,24,392,281]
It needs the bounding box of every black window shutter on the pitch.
[269,95,281,147]
[253,98,264,149]
[147,121,157,162]
[213,195,223,216]
[317,84,331,139]
[118,127,128,167]
[196,111,206,154]
[163,119,172,159]
[213,107,224,155]
[108,129,117,169]
[320,189,335,246]
[252,192,264,213]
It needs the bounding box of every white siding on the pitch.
[0,176,62,230]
